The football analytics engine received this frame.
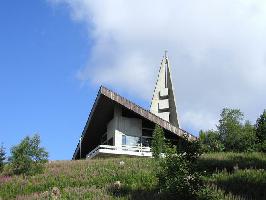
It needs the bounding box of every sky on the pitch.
[1,0,266,160]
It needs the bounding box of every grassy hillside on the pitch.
[0,152,265,200]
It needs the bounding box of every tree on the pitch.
[240,121,257,152]
[216,108,258,152]
[199,130,224,152]
[255,110,266,143]
[217,108,244,151]
[0,143,6,172]
[255,110,266,152]
[151,124,165,159]
[9,134,48,175]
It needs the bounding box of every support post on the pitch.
[79,137,82,159]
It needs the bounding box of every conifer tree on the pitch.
[255,110,266,143]
[0,143,6,172]
[255,110,266,152]
[151,124,165,158]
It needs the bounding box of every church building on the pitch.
[72,54,196,160]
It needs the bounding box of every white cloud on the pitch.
[49,0,266,133]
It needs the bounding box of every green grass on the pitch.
[207,169,266,200]
[0,153,265,199]
[0,158,158,199]
[198,152,266,173]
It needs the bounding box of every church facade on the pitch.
[72,54,196,160]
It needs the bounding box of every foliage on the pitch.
[199,108,266,153]
[151,125,165,159]
[255,110,266,152]
[8,134,48,175]
[217,108,243,151]
[157,136,203,200]
[257,140,266,153]
[199,108,257,152]
[199,130,224,152]
[0,143,6,173]
[239,121,257,152]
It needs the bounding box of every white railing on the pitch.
[86,145,151,159]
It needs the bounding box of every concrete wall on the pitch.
[106,118,116,141]
[115,116,142,146]
[150,56,180,128]
[106,105,142,146]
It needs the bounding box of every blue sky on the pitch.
[1,1,266,160]
[0,1,98,160]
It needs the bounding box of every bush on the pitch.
[8,134,48,175]
[199,130,224,152]
[258,140,266,153]
[157,136,203,199]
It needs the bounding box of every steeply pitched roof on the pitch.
[73,86,197,159]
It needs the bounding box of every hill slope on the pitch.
[0,153,265,199]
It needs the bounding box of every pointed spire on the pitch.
[150,53,180,128]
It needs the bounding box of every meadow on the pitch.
[0,152,265,200]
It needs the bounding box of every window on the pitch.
[122,135,140,146]
[122,135,126,145]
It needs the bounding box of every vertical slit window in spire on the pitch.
[165,59,168,88]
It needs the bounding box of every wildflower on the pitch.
[233,164,239,171]
[119,161,125,166]
[51,187,61,199]
[113,181,122,190]
[40,191,50,199]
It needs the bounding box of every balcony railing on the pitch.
[86,145,152,159]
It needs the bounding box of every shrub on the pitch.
[8,134,48,175]
[157,136,203,199]
[199,130,224,152]
[258,140,266,153]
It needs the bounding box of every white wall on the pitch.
[106,105,142,146]
[115,116,142,146]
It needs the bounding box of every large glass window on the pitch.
[122,135,140,146]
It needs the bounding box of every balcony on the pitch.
[86,145,152,159]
